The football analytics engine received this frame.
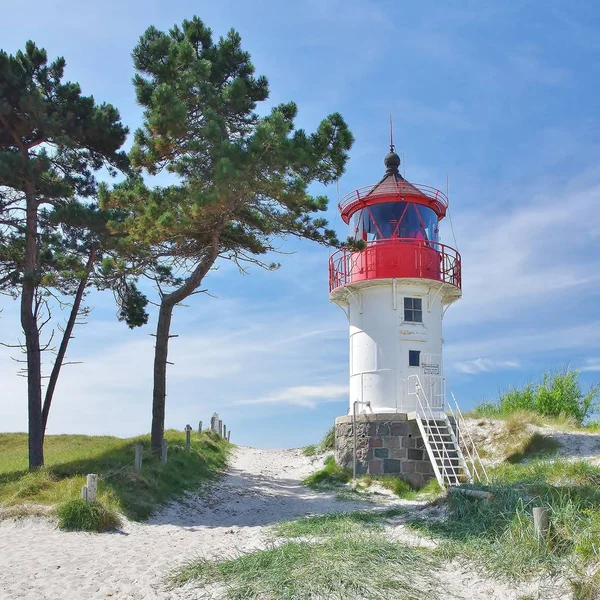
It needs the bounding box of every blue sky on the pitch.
[1,1,600,448]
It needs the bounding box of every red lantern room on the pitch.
[329,147,462,294]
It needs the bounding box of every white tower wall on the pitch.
[343,280,447,414]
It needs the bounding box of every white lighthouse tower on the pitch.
[331,145,483,487]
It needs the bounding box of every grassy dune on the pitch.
[0,429,229,521]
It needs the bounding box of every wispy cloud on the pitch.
[580,358,600,373]
[455,358,520,375]
[235,384,348,408]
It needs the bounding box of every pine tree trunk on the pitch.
[151,301,174,453]
[22,180,43,470]
[149,235,221,454]
[42,247,96,438]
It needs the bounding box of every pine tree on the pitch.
[105,17,354,453]
[0,42,129,468]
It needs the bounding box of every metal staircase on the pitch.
[409,374,489,488]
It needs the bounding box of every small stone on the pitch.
[376,423,390,436]
[368,460,383,475]
[390,422,409,436]
[374,448,389,459]
[401,461,416,473]
[383,459,401,473]
[408,449,423,461]
[390,447,408,460]
[369,438,383,448]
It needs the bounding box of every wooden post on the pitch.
[80,486,88,501]
[211,413,219,432]
[448,487,493,501]
[86,474,98,502]
[198,420,203,434]
[223,424,227,439]
[218,419,223,437]
[185,424,192,452]
[533,507,549,543]
[161,439,168,464]
[227,431,231,443]
[135,444,143,472]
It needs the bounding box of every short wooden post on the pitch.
[161,439,168,464]
[185,424,192,452]
[198,420,203,434]
[533,507,549,544]
[211,413,219,432]
[80,486,88,501]
[86,474,98,502]
[135,444,143,472]
[227,431,231,443]
[218,419,223,437]
[223,424,227,439]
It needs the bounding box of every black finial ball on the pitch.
[384,150,401,171]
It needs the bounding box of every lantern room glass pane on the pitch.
[350,202,438,242]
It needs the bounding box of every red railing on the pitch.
[339,181,448,222]
[329,238,461,292]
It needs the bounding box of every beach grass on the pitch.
[302,455,350,488]
[406,458,600,579]
[172,531,436,600]
[0,429,229,521]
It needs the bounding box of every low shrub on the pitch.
[57,499,121,532]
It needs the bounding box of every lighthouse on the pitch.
[330,144,482,488]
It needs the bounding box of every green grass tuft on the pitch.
[0,429,229,520]
[303,456,350,488]
[320,426,335,450]
[171,534,436,600]
[302,444,317,457]
[57,499,121,532]
[274,508,406,538]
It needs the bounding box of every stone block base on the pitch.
[334,413,436,488]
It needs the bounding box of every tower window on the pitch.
[409,350,421,367]
[404,297,423,322]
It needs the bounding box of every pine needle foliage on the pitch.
[101,17,354,453]
[0,41,131,468]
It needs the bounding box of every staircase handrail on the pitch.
[449,390,490,485]
[411,375,461,486]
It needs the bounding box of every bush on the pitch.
[57,499,121,532]
[473,370,599,424]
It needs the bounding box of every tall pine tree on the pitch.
[0,42,129,468]
[103,17,354,452]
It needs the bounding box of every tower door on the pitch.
[420,353,444,410]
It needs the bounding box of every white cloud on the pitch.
[235,384,349,408]
[455,358,520,375]
[445,174,600,328]
[580,358,600,373]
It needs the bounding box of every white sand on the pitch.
[0,444,579,599]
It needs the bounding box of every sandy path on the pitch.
[0,446,572,600]
[0,447,373,600]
